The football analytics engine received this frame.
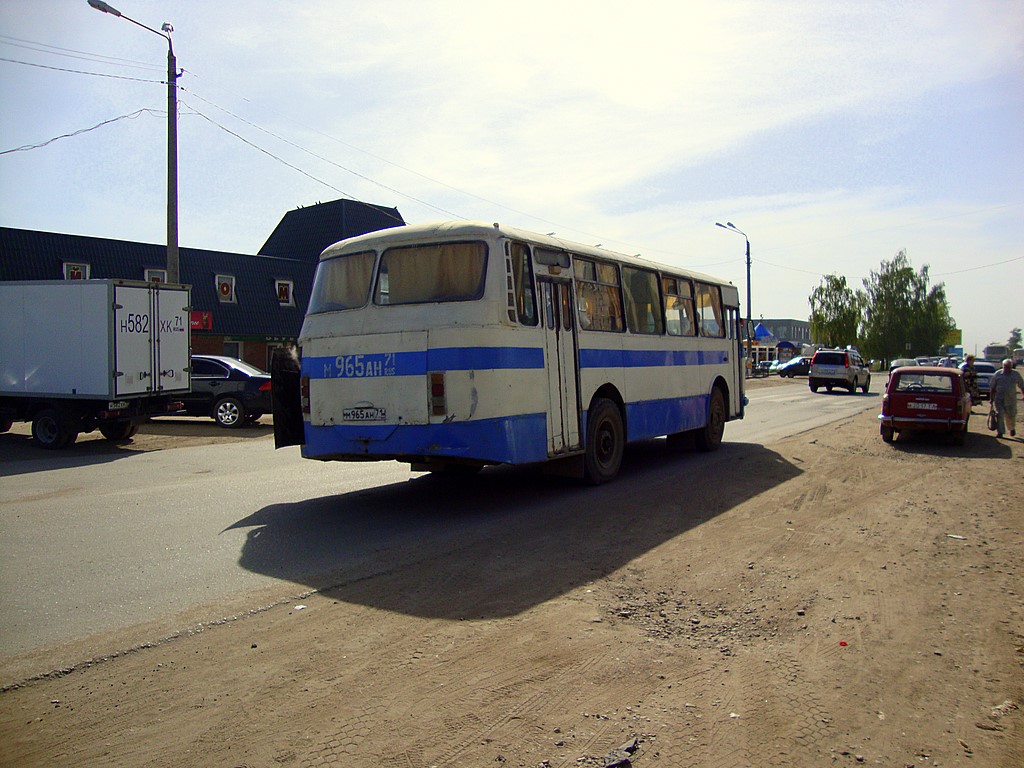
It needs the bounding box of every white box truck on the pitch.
[0,279,191,448]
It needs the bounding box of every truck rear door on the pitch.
[114,284,156,396]
[114,283,190,397]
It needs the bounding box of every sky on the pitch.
[1,0,1022,355]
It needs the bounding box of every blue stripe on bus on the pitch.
[302,347,544,379]
[302,346,727,379]
[624,394,710,440]
[579,348,729,368]
[302,412,550,464]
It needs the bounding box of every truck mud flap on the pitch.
[271,347,305,449]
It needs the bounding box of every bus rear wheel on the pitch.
[695,389,726,452]
[584,398,624,485]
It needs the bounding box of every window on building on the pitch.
[275,279,295,306]
[63,262,89,280]
[216,274,236,303]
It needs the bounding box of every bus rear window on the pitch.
[308,251,376,313]
[377,241,487,305]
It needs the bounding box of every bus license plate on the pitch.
[343,407,386,421]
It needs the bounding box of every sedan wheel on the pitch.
[214,397,247,428]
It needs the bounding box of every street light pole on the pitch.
[715,221,752,371]
[88,0,179,284]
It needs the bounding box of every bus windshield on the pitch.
[308,251,376,314]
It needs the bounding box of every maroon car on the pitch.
[879,366,971,445]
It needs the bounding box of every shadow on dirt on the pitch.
[230,439,801,620]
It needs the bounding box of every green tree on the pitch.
[858,249,955,363]
[809,274,860,348]
[1007,327,1022,352]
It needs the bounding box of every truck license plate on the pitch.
[343,407,386,421]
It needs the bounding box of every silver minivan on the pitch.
[809,348,871,394]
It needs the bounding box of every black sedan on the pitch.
[777,356,810,377]
[181,355,272,427]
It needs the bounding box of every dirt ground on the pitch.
[1,378,1022,768]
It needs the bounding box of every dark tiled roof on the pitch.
[0,227,313,339]
[259,198,405,260]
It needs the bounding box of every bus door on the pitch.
[731,307,745,417]
[538,278,581,455]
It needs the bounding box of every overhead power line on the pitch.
[0,109,160,156]
[183,99,464,223]
[0,55,165,84]
[0,33,163,71]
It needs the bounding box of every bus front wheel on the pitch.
[584,398,624,485]
[695,389,726,452]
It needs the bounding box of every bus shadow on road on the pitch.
[230,440,802,620]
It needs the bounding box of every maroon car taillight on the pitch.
[259,381,272,392]
[300,376,310,414]
[881,393,889,414]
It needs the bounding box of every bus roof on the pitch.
[320,220,737,290]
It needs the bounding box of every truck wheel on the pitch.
[584,398,624,485]
[32,408,76,449]
[99,422,139,441]
[214,397,246,428]
[695,388,726,452]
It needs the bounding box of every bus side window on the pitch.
[695,282,725,338]
[573,256,624,332]
[507,241,538,326]
[663,276,695,337]
[622,267,664,335]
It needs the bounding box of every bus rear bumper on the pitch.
[302,413,549,465]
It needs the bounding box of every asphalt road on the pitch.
[0,382,878,658]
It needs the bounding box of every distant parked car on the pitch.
[889,358,918,374]
[777,356,810,377]
[879,366,971,445]
[181,355,272,427]
[970,361,997,400]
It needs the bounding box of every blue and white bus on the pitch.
[272,221,745,483]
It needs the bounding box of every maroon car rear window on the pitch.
[893,373,955,393]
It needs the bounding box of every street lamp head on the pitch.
[88,0,121,16]
[161,22,174,34]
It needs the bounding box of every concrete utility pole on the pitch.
[88,0,179,284]
[715,221,753,369]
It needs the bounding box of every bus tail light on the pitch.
[300,376,310,414]
[430,372,447,416]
